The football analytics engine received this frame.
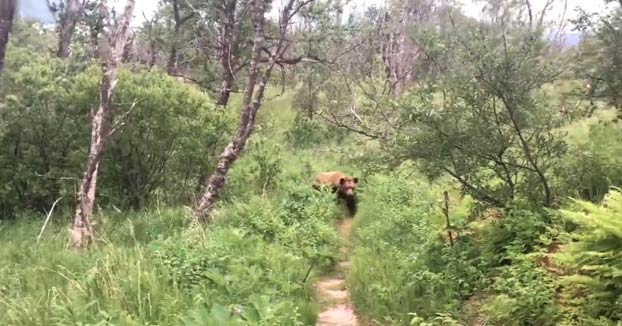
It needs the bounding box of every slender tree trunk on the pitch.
[0,0,16,75]
[216,0,238,106]
[502,98,553,207]
[216,67,235,106]
[194,0,308,222]
[122,32,134,63]
[57,0,81,58]
[194,0,264,222]
[72,0,135,248]
[166,0,193,75]
[166,26,180,74]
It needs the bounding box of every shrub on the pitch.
[347,173,459,324]
[99,69,234,208]
[0,50,233,218]
[284,114,347,149]
[0,51,90,217]
[557,119,622,202]
[347,170,563,325]
[557,189,622,322]
[217,183,341,272]
[482,253,560,326]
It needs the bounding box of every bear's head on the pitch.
[339,177,358,197]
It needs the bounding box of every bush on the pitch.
[557,189,622,323]
[0,51,90,217]
[284,114,347,149]
[246,138,284,194]
[482,254,560,326]
[347,173,458,324]
[99,69,234,208]
[152,227,317,326]
[346,170,564,325]
[477,209,551,267]
[0,50,233,218]
[556,118,622,203]
[216,182,341,272]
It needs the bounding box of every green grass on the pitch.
[5,80,622,326]
[0,89,353,325]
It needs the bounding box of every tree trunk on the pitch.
[57,0,81,58]
[166,0,193,76]
[194,0,307,222]
[216,0,238,106]
[194,0,264,222]
[216,68,234,106]
[502,98,553,207]
[166,27,179,75]
[0,0,16,75]
[72,0,135,248]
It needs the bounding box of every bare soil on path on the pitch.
[315,217,358,326]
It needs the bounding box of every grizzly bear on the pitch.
[312,171,359,216]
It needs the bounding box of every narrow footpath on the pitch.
[315,217,358,326]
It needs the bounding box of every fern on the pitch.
[560,188,622,320]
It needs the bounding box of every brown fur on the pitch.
[313,171,359,216]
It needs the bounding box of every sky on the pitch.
[17,0,611,29]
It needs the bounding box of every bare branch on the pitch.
[288,0,316,22]
[537,0,555,29]
[110,98,140,135]
[318,110,382,139]
[37,197,63,244]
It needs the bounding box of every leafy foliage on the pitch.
[0,49,90,217]
[396,25,565,209]
[346,170,564,325]
[100,70,234,208]
[5,0,622,325]
[0,49,234,217]
[558,189,622,321]
[0,183,339,325]
[573,1,622,116]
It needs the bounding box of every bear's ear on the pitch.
[339,178,346,185]
[353,177,358,183]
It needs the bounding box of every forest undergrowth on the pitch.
[2,86,622,325]
[3,9,622,324]
[0,89,365,326]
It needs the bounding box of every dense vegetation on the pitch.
[2,0,622,325]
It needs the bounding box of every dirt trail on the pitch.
[315,217,358,326]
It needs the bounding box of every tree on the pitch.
[193,0,317,222]
[54,0,84,58]
[215,0,247,106]
[165,0,194,75]
[573,0,622,118]
[71,0,135,248]
[379,0,436,94]
[320,0,567,208]
[0,0,17,74]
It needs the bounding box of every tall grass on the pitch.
[0,89,356,325]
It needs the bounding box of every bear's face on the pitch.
[339,177,358,196]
